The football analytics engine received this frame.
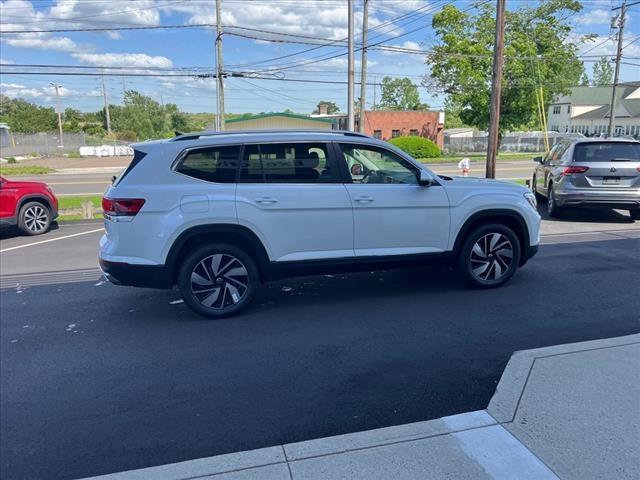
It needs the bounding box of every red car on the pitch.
[0,176,58,235]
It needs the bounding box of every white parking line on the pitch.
[0,228,104,253]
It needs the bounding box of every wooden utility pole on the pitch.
[49,82,64,147]
[485,0,506,179]
[347,0,355,131]
[358,0,369,133]
[608,0,629,136]
[215,0,225,130]
[101,72,112,135]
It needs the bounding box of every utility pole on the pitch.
[347,0,355,131]
[122,77,127,102]
[485,0,506,179]
[608,0,632,136]
[358,0,369,133]
[49,82,64,147]
[101,72,112,135]
[215,0,225,130]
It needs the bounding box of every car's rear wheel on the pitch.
[547,184,563,218]
[18,201,51,235]
[532,175,544,202]
[178,244,259,318]
[458,224,521,288]
[630,209,640,221]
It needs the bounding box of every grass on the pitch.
[58,213,103,222]
[0,165,55,175]
[421,152,537,164]
[58,195,102,210]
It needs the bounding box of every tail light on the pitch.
[102,197,145,217]
[562,166,589,176]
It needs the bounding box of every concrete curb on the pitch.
[487,334,640,423]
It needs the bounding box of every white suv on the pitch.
[99,130,540,318]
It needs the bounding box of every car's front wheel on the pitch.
[18,201,51,235]
[177,244,259,318]
[458,224,521,288]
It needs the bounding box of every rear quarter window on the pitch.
[573,142,640,162]
[175,145,241,183]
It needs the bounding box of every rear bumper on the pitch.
[555,188,640,209]
[99,258,172,289]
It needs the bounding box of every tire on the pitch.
[458,223,521,289]
[532,175,544,202]
[630,210,640,221]
[18,201,51,236]
[177,244,259,319]
[547,184,563,218]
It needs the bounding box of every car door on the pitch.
[235,141,354,262]
[0,177,19,222]
[337,143,450,256]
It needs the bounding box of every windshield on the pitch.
[573,142,640,162]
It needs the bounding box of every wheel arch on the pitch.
[17,194,53,216]
[453,209,530,267]
[166,224,271,284]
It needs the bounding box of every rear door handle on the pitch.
[354,196,374,203]
[255,197,278,204]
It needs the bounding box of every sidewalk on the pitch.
[85,334,640,480]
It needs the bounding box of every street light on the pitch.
[49,82,64,148]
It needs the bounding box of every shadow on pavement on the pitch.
[536,203,635,224]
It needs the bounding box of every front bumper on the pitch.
[99,258,172,289]
[554,188,640,210]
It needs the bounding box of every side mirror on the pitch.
[533,156,543,164]
[418,170,433,186]
[350,164,363,176]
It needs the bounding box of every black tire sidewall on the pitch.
[18,201,51,236]
[547,185,561,217]
[177,244,259,319]
[458,223,521,289]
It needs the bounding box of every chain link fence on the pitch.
[443,132,580,154]
[0,132,87,158]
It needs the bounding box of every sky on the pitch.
[0,0,639,115]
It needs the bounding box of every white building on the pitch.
[547,82,640,138]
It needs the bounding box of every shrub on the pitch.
[67,151,81,158]
[5,157,17,164]
[116,130,137,142]
[389,136,441,158]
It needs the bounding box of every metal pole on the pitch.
[101,72,112,135]
[347,0,355,131]
[485,0,506,179]
[215,0,225,130]
[608,1,626,137]
[358,0,368,133]
[50,83,64,147]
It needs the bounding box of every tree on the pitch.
[580,72,590,86]
[379,77,429,110]
[0,95,57,133]
[426,1,586,133]
[592,57,613,86]
[312,101,339,114]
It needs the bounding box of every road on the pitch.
[7,160,535,196]
[1,211,639,480]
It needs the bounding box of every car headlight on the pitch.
[524,191,537,210]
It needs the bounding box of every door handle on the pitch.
[354,196,374,203]
[255,197,278,204]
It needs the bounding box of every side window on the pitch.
[239,143,336,184]
[340,144,418,185]
[175,145,240,183]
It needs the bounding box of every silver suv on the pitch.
[532,138,640,219]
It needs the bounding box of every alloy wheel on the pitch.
[24,205,49,233]
[190,253,249,310]
[469,233,514,281]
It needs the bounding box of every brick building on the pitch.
[361,111,445,148]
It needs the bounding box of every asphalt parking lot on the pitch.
[1,209,639,480]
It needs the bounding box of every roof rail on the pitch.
[169,129,371,142]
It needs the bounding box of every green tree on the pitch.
[580,72,590,86]
[426,1,585,133]
[312,101,339,114]
[592,57,613,86]
[0,95,57,133]
[63,107,83,132]
[379,77,428,110]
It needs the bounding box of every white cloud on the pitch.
[574,9,611,26]
[1,82,73,98]
[4,36,80,52]
[72,53,173,68]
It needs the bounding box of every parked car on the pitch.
[99,130,541,318]
[532,138,640,219]
[0,176,58,235]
